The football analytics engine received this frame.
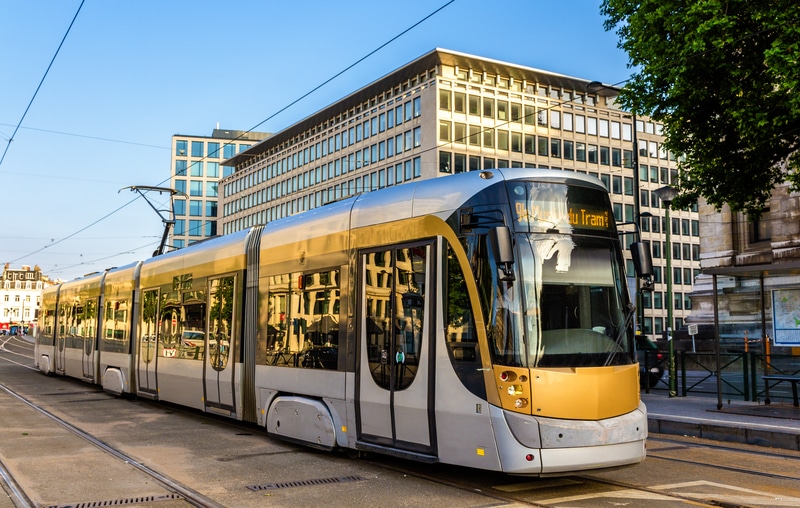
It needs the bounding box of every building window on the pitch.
[190,181,203,196]
[587,117,597,135]
[524,134,535,155]
[538,137,548,157]
[563,140,574,160]
[190,200,203,216]
[550,139,561,158]
[454,123,466,144]
[454,92,466,113]
[748,209,771,243]
[439,90,451,110]
[588,145,598,164]
[175,160,187,176]
[191,141,204,157]
[469,95,480,116]
[524,105,535,125]
[189,220,203,236]
[483,128,494,148]
[497,101,508,121]
[439,121,451,142]
[207,142,219,158]
[174,200,186,216]
[440,152,452,173]
[600,146,610,165]
[190,161,203,177]
[497,131,509,151]
[176,140,188,156]
[454,153,466,173]
[550,111,561,129]
[206,201,217,217]
[207,162,219,178]
[483,98,494,118]
[469,125,481,146]
[511,132,522,153]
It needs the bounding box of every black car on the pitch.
[636,335,665,388]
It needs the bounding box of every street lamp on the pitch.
[654,185,679,397]
[586,81,645,333]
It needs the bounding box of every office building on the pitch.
[169,128,270,249]
[218,48,699,342]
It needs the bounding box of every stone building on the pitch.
[0,264,48,334]
[690,182,800,355]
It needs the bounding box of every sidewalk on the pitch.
[642,392,800,451]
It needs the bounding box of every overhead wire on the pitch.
[12,0,457,275]
[0,0,85,168]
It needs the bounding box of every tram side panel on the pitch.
[253,202,354,450]
[98,262,142,395]
[35,285,60,374]
[50,273,105,382]
[134,231,250,414]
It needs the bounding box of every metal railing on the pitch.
[641,350,800,404]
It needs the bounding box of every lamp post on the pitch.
[654,185,679,397]
[586,81,645,333]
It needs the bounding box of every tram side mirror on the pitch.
[630,241,654,289]
[489,226,515,282]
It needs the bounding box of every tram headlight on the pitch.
[507,384,523,396]
[499,371,517,382]
[514,398,528,409]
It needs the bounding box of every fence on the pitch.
[640,350,800,404]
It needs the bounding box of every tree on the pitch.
[601,0,800,217]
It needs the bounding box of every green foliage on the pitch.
[601,0,800,217]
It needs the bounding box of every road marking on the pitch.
[537,480,800,506]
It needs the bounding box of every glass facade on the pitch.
[170,131,269,249]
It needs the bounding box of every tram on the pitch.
[36,168,651,475]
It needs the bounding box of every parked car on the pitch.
[636,335,665,388]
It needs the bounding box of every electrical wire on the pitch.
[10,0,456,275]
[0,0,85,168]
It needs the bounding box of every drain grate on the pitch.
[45,493,183,508]
[247,475,367,491]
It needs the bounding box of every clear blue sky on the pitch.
[0,0,631,281]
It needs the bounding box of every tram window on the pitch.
[179,290,206,361]
[445,243,485,398]
[208,276,235,371]
[102,298,129,353]
[363,245,427,391]
[263,270,341,370]
[139,290,159,365]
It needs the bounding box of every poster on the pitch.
[771,289,800,346]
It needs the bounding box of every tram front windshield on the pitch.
[493,181,635,368]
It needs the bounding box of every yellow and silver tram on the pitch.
[36,168,650,475]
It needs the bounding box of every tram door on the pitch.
[136,289,160,396]
[204,276,236,412]
[54,304,67,373]
[357,244,434,455]
[81,299,98,381]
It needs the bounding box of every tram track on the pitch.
[0,381,225,508]
[360,435,800,508]
[645,436,800,483]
